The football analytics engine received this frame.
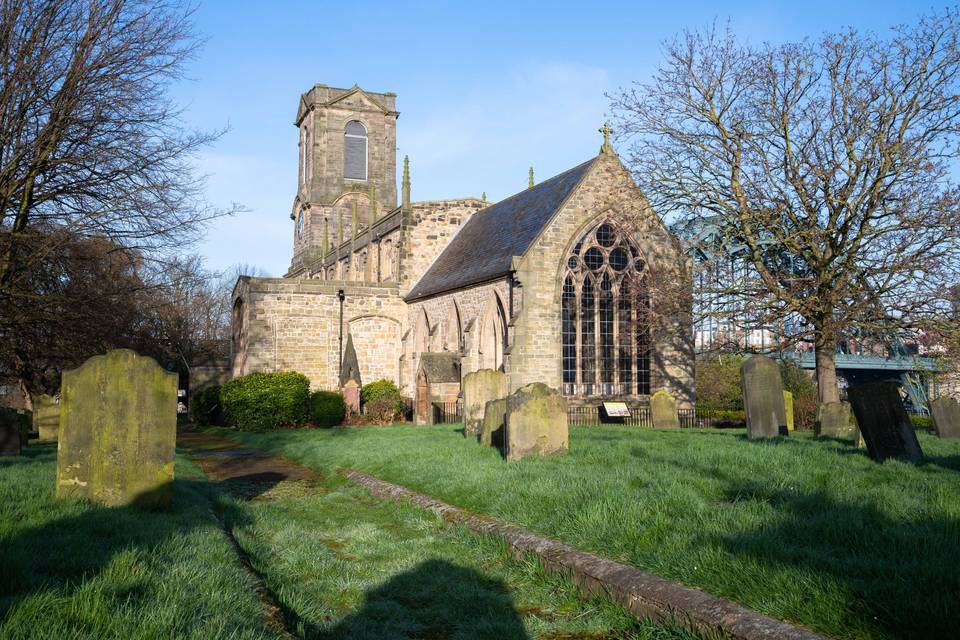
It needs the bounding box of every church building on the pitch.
[230,84,694,416]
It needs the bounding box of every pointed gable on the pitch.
[405,158,596,301]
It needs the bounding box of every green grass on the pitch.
[0,441,701,639]
[0,445,281,640]
[219,424,960,640]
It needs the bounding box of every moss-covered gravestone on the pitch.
[33,394,60,441]
[463,369,508,438]
[504,383,568,461]
[740,355,788,438]
[650,390,680,429]
[56,349,177,509]
[930,396,960,438]
[480,398,507,449]
[816,401,853,438]
[848,382,923,463]
[782,391,794,431]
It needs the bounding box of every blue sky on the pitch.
[176,0,924,276]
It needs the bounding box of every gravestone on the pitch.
[930,396,960,438]
[782,391,794,431]
[33,394,60,441]
[740,355,788,438]
[56,349,178,509]
[816,401,853,438]
[463,369,507,438]
[480,398,507,449]
[342,379,360,415]
[650,390,680,429]
[848,382,923,462]
[504,383,568,461]
[0,408,21,456]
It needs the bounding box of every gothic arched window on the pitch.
[561,221,650,397]
[344,121,367,181]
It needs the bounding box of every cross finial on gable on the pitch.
[599,122,614,153]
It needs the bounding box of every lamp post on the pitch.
[338,288,345,380]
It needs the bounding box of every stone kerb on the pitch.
[504,383,568,461]
[816,401,853,438]
[930,396,960,438]
[463,369,507,439]
[33,394,60,441]
[740,355,787,438]
[56,349,178,509]
[650,390,680,429]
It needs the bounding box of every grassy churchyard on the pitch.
[220,424,960,640]
[0,441,700,640]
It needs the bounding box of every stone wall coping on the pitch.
[341,468,827,640]
[244,278,399,295]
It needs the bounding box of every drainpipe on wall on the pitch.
[338,288,345,381]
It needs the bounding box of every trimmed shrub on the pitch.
[191,385,222,426]
[310,391,346,427]
[361,379,403,419]
[695,355,745,411]
[220,371,310,432]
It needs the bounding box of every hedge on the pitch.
[220,371,310,432]
[361,379,404,423]
[310,391,346,427]
[191,385,222,426]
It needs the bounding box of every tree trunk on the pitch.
[814,331,841,404]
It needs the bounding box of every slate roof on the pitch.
[417,353,461,383]
[405,157,597,301]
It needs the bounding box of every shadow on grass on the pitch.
[310,559,529,640]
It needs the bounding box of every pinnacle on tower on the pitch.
[402,155,411,210]
[528,166,534,188]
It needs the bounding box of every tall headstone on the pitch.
[816,401,853,438]
[480,398,507,449]
[930,396,960,438]
[33,394,60,441]
[504,383,568,461]
[342,379,360,415]
[56,349,178,509]
[740,355,787,438]
[463,369,507,438]
[848,382,923,463]
[782,391,794,431]
[0,408,21,456]
[650,389,680,429]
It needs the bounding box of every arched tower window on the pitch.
[561,221,650,397]
[344,121,367,181]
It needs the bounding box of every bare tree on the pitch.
[611,11,960,403]
[0,0,238,386]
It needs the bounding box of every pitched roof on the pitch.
[417,353,461,383]
[405,158,596,301]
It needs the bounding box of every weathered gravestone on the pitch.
[930,396,960,438]
[480,398,507,449]
[0,408,21,456]
[650,389,680,429]
[782,391,794,431]
[342,379,361,415]
[740,355,788,438]
[504,383,568,461]
[56,349,178,509]
[33,394,60,441]
[463,369,507,438]
[816,401,853,438]
[848,382,923,462]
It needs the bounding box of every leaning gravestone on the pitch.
[504,383,568,461]
[740,355,788,438]
[0,408,21,456]
[848,382,923,462]
[56,349,178,509]
[481,398,507,449]
[930,396,960,438]
[33,394,60,441]
[782,391,794,431]
[650,389,680,429]
[816,401,853,438]
[463,369,507,439]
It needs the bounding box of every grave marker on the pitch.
[56,349,178,509]
[480,398,507,448]
[816,401,853,438]
[463,369,507,438]
[930,396,960,438]
[505,383,567,461]
[848,382,923,462]
[33,394,59,441]
[782,391,794,431]
[740,355,787,438]
[650,390,680,429]
[0,408,21,456]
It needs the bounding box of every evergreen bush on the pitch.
[361,379,404,423]
[310,390,346,427]
[220,371,310,432]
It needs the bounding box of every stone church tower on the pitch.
[290,84,399,274]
